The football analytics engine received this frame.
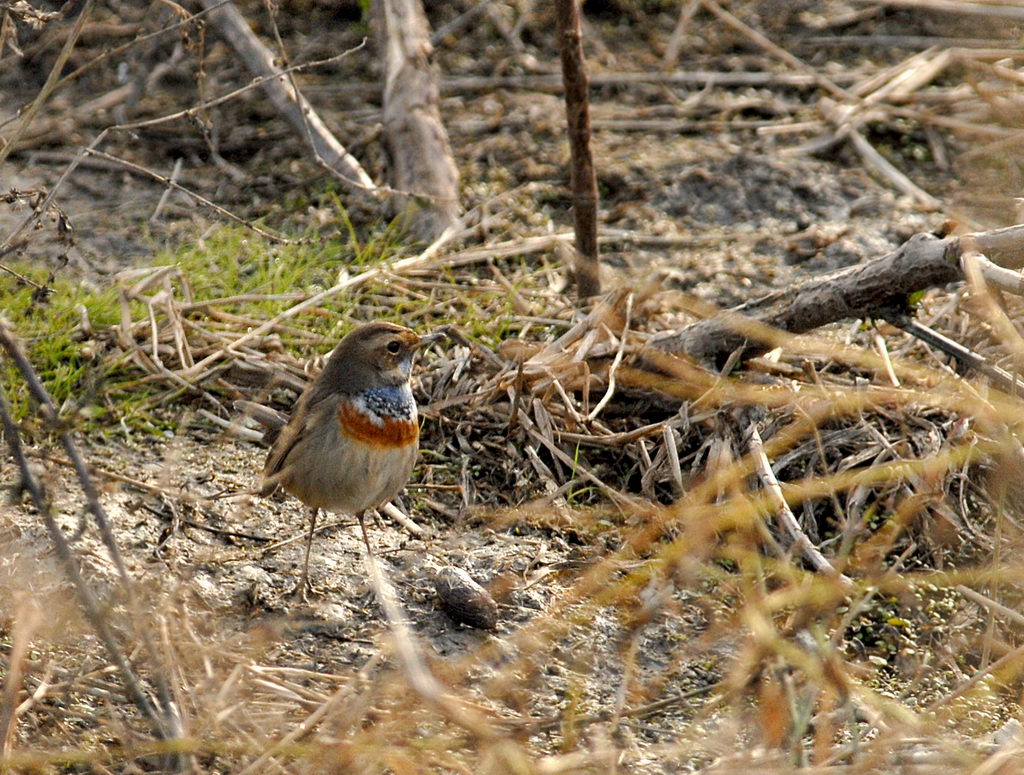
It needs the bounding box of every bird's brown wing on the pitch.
[259,390,327,495]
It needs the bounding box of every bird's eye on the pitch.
[386,340,401,354]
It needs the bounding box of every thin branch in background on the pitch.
[662,0,701,70]
[847,126,942,210]
[84,148,300,245]
[443,69,863,93]
[0,130,110,262]
[0,321,185,755]
[149,157,184,223]
[699,0,853,102]
[198,0,377,193]
[0,387,175,746]
[856,0,1024,24]
[113,48,369,135]
[555,0,601,299]
[0,42,369,259]
[0,0,95,169]
[0,244,46,291]
[431,0,500,46]
[23,0,232,109]
[259,0,370,204]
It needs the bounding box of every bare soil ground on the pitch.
[4,1,1024,772]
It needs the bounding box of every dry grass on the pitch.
[5,1,1024,772]
[4,231,1024,773]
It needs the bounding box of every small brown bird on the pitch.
[258,321,441,599]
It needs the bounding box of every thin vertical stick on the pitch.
[0,322,184,756]
[555,0,601,300]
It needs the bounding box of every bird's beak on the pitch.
[417,330,446,348]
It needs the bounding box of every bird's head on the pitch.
[327,322,443,389]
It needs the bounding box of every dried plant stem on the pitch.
[962,250,1024,372]
[873,332,900,387]
[49,1,230,95]
[662,0,701,70]
[236,664,378,775]
[955,585,1024,629]
[926,638,1024,712]
[181,232,463,377]
[749,427,853,586]
[847,127,941,209]
[586,293,633,421]
[0,601,42,757]
[430,0,500,45]
[700,0,852,101]
[114,47,367,135]
[363,549,496,739]
[555,0,601,299]
[527,683,718,733]
[0,322,184,751]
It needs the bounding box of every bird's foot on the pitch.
[289,577,321,602]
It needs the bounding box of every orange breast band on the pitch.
[338,401,419,448]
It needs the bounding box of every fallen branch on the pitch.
[856,0,1024,23]
[441,69,863,93]
[651,224,1024,366]
[375,0,461,239]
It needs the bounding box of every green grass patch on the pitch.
[0,217,414,434]
[2,267,121,428]
[2,211,551,437]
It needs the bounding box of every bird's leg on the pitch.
[297,506,318,601]
[356,510,375,558]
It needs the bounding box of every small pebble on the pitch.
[433,566,498,630]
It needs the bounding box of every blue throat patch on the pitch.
[362,384,415,421]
